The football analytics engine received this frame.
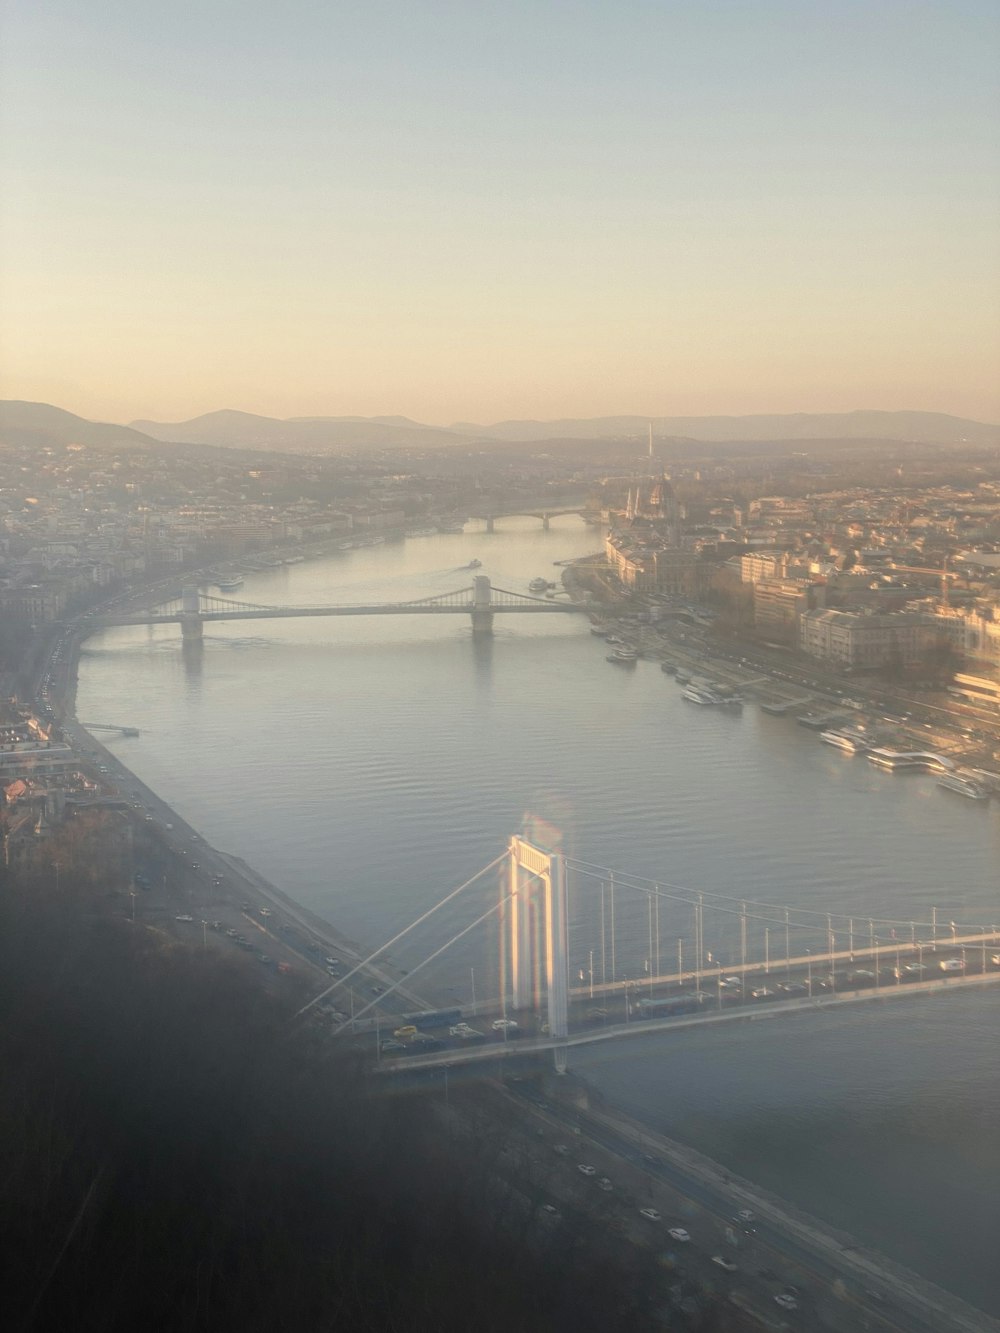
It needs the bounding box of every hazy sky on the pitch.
[1,1,998,425]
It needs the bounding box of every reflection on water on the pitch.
[78,520,1000,1313]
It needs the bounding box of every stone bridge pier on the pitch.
[471,575,494,637]
[180,584,203,641]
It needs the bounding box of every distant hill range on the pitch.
[455,410,1000,447]
[2,400,997,453]
[130,409,471,450]
[132,407,1000,450]
[0,401,156,450]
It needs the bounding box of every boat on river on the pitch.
[683,685,720,705]
[607,646,638,665]
[821,728,871,753]
[868,749,955,773]
[215,575,244,592]
[936,773,989,800]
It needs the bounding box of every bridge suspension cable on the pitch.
[564,856,981,935]
[334,892,514,1035]
[294,850,508,1019]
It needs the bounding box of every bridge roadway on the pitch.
[573,930,999,1004]
[375,968,1000,1074]
[97,601,583,628]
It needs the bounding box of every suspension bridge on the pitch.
[93,576,586,640]
[297,832,1000,1075]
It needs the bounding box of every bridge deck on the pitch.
[376,969,1000,1073]
[99,602,584,627]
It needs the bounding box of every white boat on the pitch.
[607,647,638,665]
[936,773,989,800]
[682,685,720,705]
[215,576,244,592]
[528,578,550,592]
[868,749,955,772]
[821,728,870,753]
[467,558,482,569]
[590,625,609,637]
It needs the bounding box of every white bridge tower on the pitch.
[507,834,569,1071]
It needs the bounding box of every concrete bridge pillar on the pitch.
[485,516,495,533]
[507,836,570,1070]
[180,586,203,642]
[542,513,550,530]
[471,574,493,638]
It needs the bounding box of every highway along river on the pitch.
[77,517,1000,1316]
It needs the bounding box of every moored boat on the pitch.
[682,685,721,705]
[607,647,638,665]
[821,728,870,753]
[936,773,989,800]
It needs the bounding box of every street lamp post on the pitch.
[765,928,770,975]
[589,948,594,1000]
[470,967,476,1015]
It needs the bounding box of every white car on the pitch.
[577,1164,597,1176]
[597,1177,613,1192]
[939,958,965,972]
[174,914,194,922]
[774,1294,799,1310]
[711,1255,738,1272]
[448,1024,472,1037]
[667,1227,691,1243]
[639,1207,661,1222]
[491,1018,518,1031]
[541,1204,560,1218]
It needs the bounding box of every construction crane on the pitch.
[885,557,956,606]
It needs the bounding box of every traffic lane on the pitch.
[506,1083,943,1333]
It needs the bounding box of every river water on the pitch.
[77,519,1000,1314]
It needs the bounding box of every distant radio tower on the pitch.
[648,422,654,460]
